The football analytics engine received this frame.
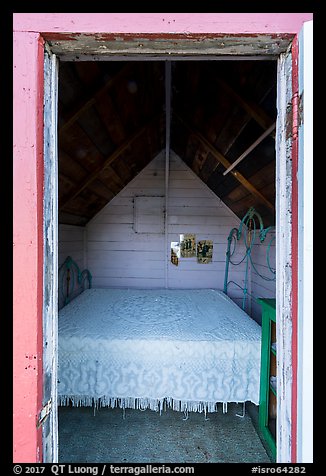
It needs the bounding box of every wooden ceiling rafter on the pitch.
[59,171,78,188]
[212,104,249,157]
[72,118,126,189]
[59,113,163,212]
[109,156,133,185]
[59,146,121,204]
[197,76,275,179]
[58,207,93,219]
[215,76,276,138]
[90,175,121,197]
[105,165,125,187]
[59,181,115,212]
[58,61,276,226]
[174,113,275,212]
[223,122,276,176]
[94,91,127,146]
[60,85,129,200]
[59,63,133,136]
[59,212,92,226]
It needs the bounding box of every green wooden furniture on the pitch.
[258,298,277,461]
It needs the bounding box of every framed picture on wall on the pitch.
[170,242,180,266]
[197,240,213,264]
[180,234,196,258]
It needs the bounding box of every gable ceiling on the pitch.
[58,60,277,227]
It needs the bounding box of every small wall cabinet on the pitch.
[257,298,276,461]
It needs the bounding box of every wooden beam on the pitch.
[223,122,276,176]
[59,63,132,135]
[58,208,92,219]
[59,171,77,187]
[199,76,275,173]
[215,76,276,138]
[105,165,125,187]
[59,149,120,199]
[175,113,275,212]
[59,114,161,211]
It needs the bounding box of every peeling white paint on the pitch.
[42,48,59,463]
[276,48,293,463]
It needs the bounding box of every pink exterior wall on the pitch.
[13,13,312,35]
[13,13,313,463]
[13,31,44,462]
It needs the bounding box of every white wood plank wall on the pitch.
[58,224,85,269]
[87,151,166,288]
[167,151,246,306]
[58,151,275,314]
[86,150,247,303]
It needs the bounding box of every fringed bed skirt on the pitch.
[58,395,244,417]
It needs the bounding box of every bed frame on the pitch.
[224,206,276,311]
[57,207,275,418]
[58,256,92,309]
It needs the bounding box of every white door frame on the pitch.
[42,46,59,462]
[297,20,313,463]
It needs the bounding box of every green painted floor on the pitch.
[58,403,271,463]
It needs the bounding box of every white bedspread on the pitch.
[58,288,261,412]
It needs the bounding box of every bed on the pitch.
[58,207,276,416]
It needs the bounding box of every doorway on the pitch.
[42,35,298,464]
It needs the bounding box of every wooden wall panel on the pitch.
[86,150,247,297]
[87,152,166,288]
[167,151,246,296]
[58,150,275,318]
[58,224,85,269]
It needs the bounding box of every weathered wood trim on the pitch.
[290,36,299,464]
[45,34,293,59]
[42,48,59,463]
[175,113,275,212]
[275,46,293,463]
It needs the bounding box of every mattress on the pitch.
[58,288,262,413]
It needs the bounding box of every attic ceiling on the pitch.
[58,60,277,227]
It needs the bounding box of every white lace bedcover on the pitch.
[58,288,261,412]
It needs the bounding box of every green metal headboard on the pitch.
[58,256,92,308]
[224,207,276,311]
